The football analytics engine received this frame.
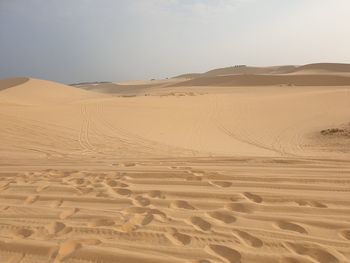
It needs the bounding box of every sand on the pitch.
[0,64,350,262]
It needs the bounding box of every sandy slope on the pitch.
[0,78,102,105]
[0,68,350,263]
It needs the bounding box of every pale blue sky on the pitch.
[0,0,349,83]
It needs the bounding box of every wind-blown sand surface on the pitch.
[0,64,350,262]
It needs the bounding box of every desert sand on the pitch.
[0,63,350,263]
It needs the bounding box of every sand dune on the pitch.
[72,78,184,95]
[78,63,350,94]
[174,63,350,79]
[0,69,350,262]
[293,63,350,73]
[171,74,350,87]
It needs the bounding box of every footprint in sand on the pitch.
[340,229,350,240]
[296,200,327,208]
[225,203,253,214]
[206,244,241,263]
[207,210,236,224]
[285,242,339,263]
[122,162,137,167]
[275,220,307,234]
[186,175,203,181]
[51,199,63,208]
[279,257,310,263]
[123,206,149,214]
[76,186,94,195]
[36,184,49,193]
[59,208,79,220]
[188,216,211,232]
[55,240,82,262]
[132,213,154,225]
[170,200,195,210]
[4,253,25,262]
[123,207,167,222]
[0,182,10,191]
[91,183,105,189]
[121,213,154,232]
[24,195,39,204]
[230,196,242,202]
[190,170,205,176]
[47,221,72,235]
[146,190,164,199]
[232,229,263,248]
[73,178,85,185]
[88,218,115,227]
[209,181,232,188]
[2,206,9,211]
[166,228,191,246]
[242,192,263,203]
[106,179,128,188]
[55,238,102,262]
[114,188,133,196]
[309,201,327,208]
[133,196,151,206]
[14,228,34,238]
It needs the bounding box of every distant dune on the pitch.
[174,62,350,79]
[70,63,350,94]
[72,78,185,95]
[294,62,350,72]
[170,63,350,87]
[0,64,350,263]
[170,74,350,87]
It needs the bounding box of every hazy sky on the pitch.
[1,0,350,83]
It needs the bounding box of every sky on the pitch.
[0,0,350,84]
